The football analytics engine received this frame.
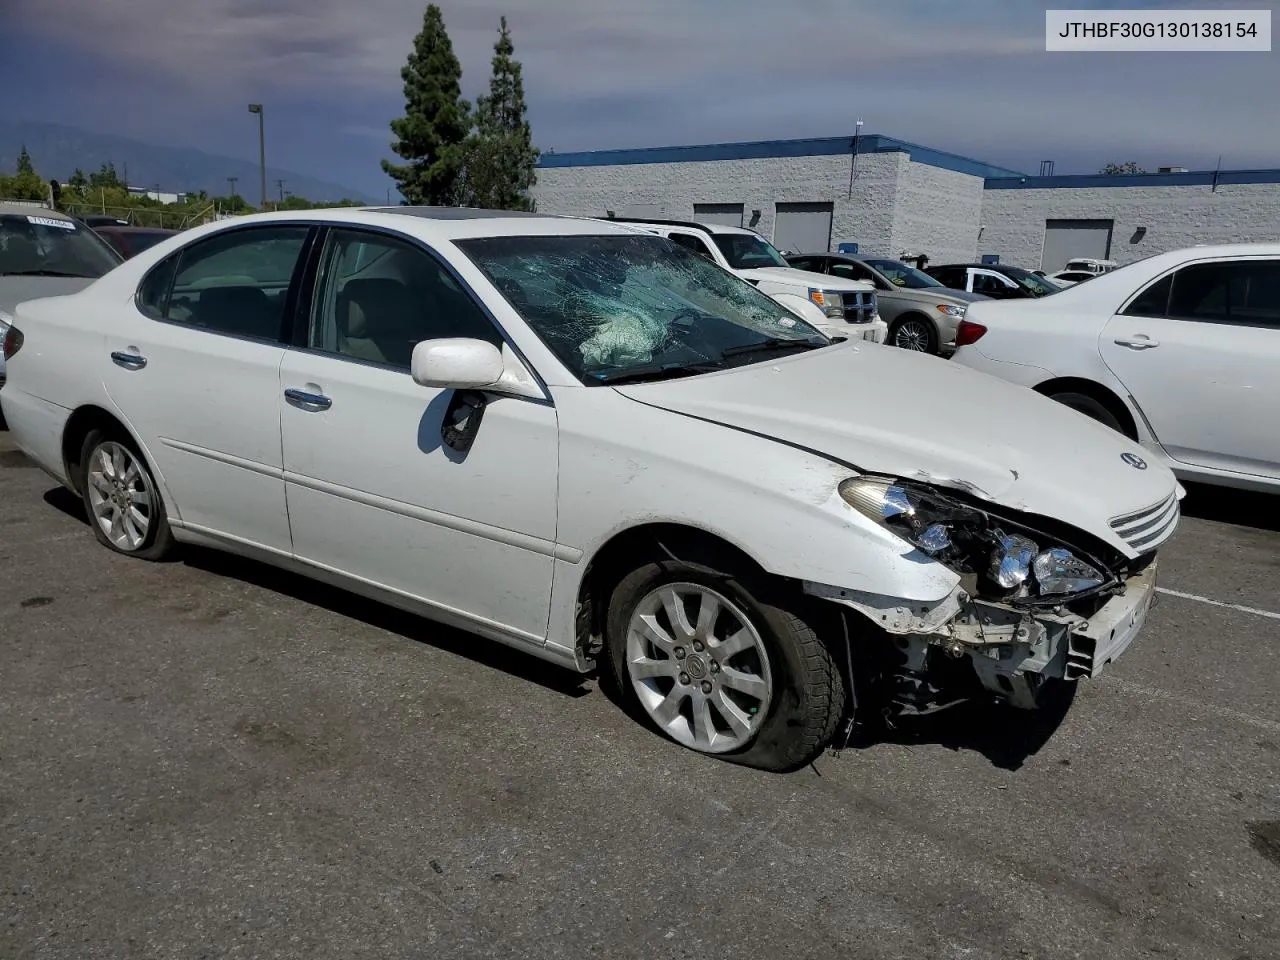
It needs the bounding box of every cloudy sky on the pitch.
[2,0,1277,196]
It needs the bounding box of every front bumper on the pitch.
[812,561,1158,711]
[820,317,887,344]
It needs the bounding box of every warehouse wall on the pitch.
[890,162,984,264]
[978,181,1280,269]
[532,152,912,256]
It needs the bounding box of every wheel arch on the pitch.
[573,522,777,663]
[1032,377,1139,440]
[61,405,148,496]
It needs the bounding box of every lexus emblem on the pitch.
[1121,452,1148,470]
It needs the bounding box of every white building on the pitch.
[532,134,1280,272]
[126,185,187,205]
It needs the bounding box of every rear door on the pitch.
[102,223,314,553]
[1101,257,1280,478]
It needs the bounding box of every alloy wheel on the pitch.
[85,441,155,552]
[893,319,932,352]
[625,582,774,753]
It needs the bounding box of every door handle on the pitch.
[284,387,332,411]
[1113,335,1159,350]
[110,350,147,370]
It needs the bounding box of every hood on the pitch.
[612,342,1178,554]
[885,286,987,306]
[740,266,874,291]
[0,276,96,315]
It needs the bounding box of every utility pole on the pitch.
[248,103,266,209]
[227,175,238,202]
[276,179,286,206]
[847,118,864,199]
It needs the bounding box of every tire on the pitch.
[605,558,845,772]
[888,315,940,354]
[78,428,176,561]
[1048,391,1127,436]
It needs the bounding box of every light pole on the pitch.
[276,179,286,206]
[227,176,238,204]
[248,103,266,210]
[847,118,864,199]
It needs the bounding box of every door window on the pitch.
[309,228,502,369]
[787,256,822,272]
[667,231,717,261]
[1122,274,1173,317]
[972,272,1013,296]
[1166,260,1280,328]
[142,226,310,340]
[830,260,878,284]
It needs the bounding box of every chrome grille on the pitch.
[841,290,877,324]
[1110,491,1179,550]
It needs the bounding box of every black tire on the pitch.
[605,558,845,772]
[1048,391,1127,436]
[78,427,176,561]
[888,315,940,354]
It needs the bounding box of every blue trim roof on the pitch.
[537,134,1026,180]
[984,168,1280,189]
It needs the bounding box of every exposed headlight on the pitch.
[936,304,966,318]
[839,476,1113,601]
[808,288,845,319]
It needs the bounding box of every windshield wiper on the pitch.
[720,337,826,359]
[592,361,721,385]
[0,269,96,278]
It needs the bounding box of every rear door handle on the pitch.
[284,388,332,411]
[1113,335,1159,350]
[110,351,147,370]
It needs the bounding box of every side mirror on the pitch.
[411,338,504,390]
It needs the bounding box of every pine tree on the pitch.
[381,4,472,205]
[16,145,35,175]
[464,16,539,211]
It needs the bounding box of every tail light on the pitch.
[954,319,987,347]
[2,325,22,361]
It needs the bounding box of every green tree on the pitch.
[2,146,48,201]
[462,16,539,211]
[67,167,90,197]
[1100,161,1146,175]
[382,3,472,205]
[16,145,35,175]
[88,162,125,190]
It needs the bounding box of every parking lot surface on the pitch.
[2,428,1278,960]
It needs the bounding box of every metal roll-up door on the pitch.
[1041,219,1114,272]
[773,202,834,254]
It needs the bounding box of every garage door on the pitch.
[693,203,744,227]
[1041,219,1114,272]
[773,202,833,254]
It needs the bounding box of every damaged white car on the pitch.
[0,207,1182,773]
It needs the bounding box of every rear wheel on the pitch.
[78,429,175,560]
[606,558,845,772]
[888,316,939,354]
[1047,391,1127,436]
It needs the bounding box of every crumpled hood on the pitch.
[613,341,1179,554]
[0,277,96,315]
[740,266,874,291]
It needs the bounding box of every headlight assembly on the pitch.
[936,303,966,318]
[839,476,1114,603]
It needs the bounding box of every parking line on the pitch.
[1104,676,1280,734]
[1156,587,1280,622]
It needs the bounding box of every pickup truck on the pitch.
[606,217,887,343]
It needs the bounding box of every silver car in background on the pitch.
[786,252,987,355]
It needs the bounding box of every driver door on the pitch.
[278,226,560,641]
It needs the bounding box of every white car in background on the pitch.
[2,207,1180,771]
[952,244,1280,492]
[607,217,887,344]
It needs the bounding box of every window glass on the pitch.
[667,232,716,261]
[787,256,820,272]
[1123,274,1173,317]
[162,227,308,339]
[863,258,944,289]
[972,273,1010,295]
[711,233,789,269]
[1168,260,1280,327]
[137,255,178,318]
[456,234,828,386]
[309,228,501,368]
[0,212,121,278]
[831,261,875,283]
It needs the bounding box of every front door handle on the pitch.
[1113,335,1159,350]
[110,350,147,370]
[284,387,332,411]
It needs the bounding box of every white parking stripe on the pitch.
[1156,587,1280,622]
[1104,676,1280,734]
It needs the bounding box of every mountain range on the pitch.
[0,120,377,203]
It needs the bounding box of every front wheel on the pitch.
[606,559,845,772]
[888,316,939,354]
[78,429,176,561]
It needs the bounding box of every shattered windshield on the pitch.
[0,213,122,278]
[457,234,830,385]
[711,233,790,269]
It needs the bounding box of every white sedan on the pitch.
[952,244,1280,493]
[1,207,1181,771]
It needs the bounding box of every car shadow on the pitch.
[41,486,590,700]
[1177,481,1280,532]
[839,684,1077,772]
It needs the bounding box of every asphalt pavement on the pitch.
[2,428,1278,960]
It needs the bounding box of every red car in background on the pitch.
[91,225,178,260]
